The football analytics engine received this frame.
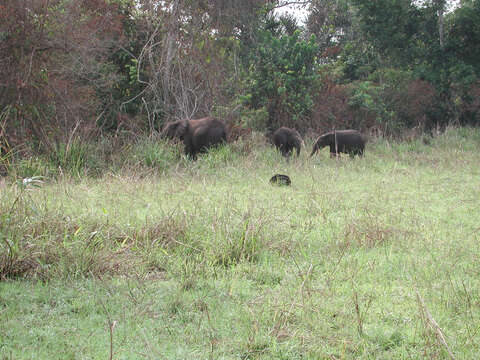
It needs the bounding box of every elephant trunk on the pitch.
[295,140,302,157]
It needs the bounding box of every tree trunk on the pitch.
[436,0,445,49]
[162,0,181,110]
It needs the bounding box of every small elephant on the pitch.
[162,117,227,159]
[272,127,302,157]
[310,129,365,158]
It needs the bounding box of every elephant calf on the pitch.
[162,117,227,159]
[310,129,365,158]
[272,127,302,157]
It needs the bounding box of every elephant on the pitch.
[272,127,302,157]
[310,129,365,158]
[162,117,227,159]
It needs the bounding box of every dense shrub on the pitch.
[240,28,320,131]
[460,82,480,124]
[310,72,357,133]
[345,69,437,136]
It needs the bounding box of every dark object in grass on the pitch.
[311,129,365,158]
[270,174,291,186]
[422,136,432,145]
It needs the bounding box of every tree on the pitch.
[444,0,480,124]
[351,0,425,67]
[132,0,269,126]
[306,0,355,59]
[0,0,129,148]
[447,0,480,75]
[241,22,320,130]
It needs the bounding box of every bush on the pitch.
[207,218,264,267]
[48,139,101,176]
[347,69,436,136]
[310,71,357,132]
[10,157,55,179]
[130,138,180,170]
[241,29,320,131]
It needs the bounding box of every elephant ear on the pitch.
[175,120,189,139]
[161,122,174,139]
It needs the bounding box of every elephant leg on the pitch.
[329,145,339,158]
[184,139,197,160]
[185,148,197,160]
[352,148,363,158]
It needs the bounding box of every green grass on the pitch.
[1,127,480,359]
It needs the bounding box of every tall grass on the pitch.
[1,127,480,358]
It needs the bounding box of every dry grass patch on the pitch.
[208,215,269,267]
[130,215,188,250]
[0,207,190,279]
[340,211,416,249]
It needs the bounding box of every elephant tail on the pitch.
[310,144,318,157]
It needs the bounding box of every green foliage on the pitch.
[95,0,148,132]
[348,0,480,126]
[348,81,395,130]
[347,68,437,133]
[241,27,320,129]
[48,139,100,177]
[11,157,55,179]
[208,218,263,267]
[351,0,425,66]
[3,0,480,154]
[0,176,45,278]
[306,0,355,55]
[0,105,13,174]
[195,144,237,170]
[130,138,180,170]
[340,41,380,81]
[236,105,270,130]
[447,0,480,76]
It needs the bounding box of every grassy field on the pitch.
[1,128,480,359]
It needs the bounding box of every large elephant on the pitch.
[310,129,365,158]
[272,127,302,157]
[162,117,227,159]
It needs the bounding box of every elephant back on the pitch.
[189,117,227,150]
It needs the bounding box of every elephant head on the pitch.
[162,120,189,141]
[161,117,227,159]
[309,133,330,156]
